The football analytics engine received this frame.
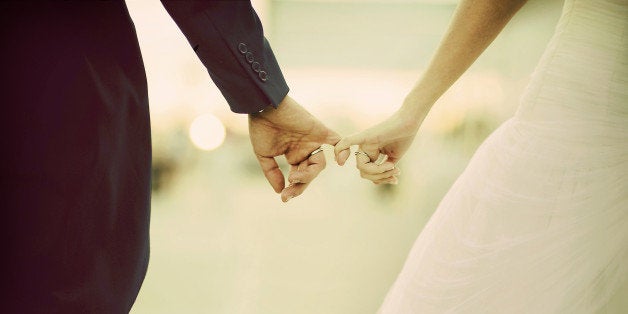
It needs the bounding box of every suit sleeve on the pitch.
[160,1,289,114]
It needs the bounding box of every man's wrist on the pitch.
[251,95,291,120]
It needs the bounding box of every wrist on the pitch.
[400,91,433,121]
[251,95,293,121]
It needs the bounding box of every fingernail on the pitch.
[286,195,293,202]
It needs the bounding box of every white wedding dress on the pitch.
[378,0,628,313]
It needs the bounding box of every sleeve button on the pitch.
[259,71,268,82]
[251,62,261,72]
[238,43,248,54]
[245,52,254,63]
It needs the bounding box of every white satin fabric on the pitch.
[378,0,628,313]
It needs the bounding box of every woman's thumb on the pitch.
[334,133,364,166]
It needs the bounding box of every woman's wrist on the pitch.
[400,90,434,120]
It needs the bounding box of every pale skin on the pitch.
[334,0,529,183]
[249,95,340,202]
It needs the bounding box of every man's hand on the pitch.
[249,95,340,202]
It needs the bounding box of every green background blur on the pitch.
[125,0,626,313]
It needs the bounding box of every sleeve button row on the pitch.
[238,43,268,82]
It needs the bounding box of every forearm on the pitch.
[402,0,528,117]
[161,0,289,114]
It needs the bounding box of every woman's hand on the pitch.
[333,104,427,184]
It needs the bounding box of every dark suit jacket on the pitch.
[0,1,288,313]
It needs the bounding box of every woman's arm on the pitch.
[335,0,528,183]
[404,0,528,118]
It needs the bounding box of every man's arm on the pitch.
[160,1,340,201]
[160,0,288,113]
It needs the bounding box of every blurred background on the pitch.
[123,0,624,313]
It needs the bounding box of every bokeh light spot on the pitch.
[189,114,226,151]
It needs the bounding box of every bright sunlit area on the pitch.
[125,0,627,313]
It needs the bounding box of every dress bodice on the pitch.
[518,0,628,126]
